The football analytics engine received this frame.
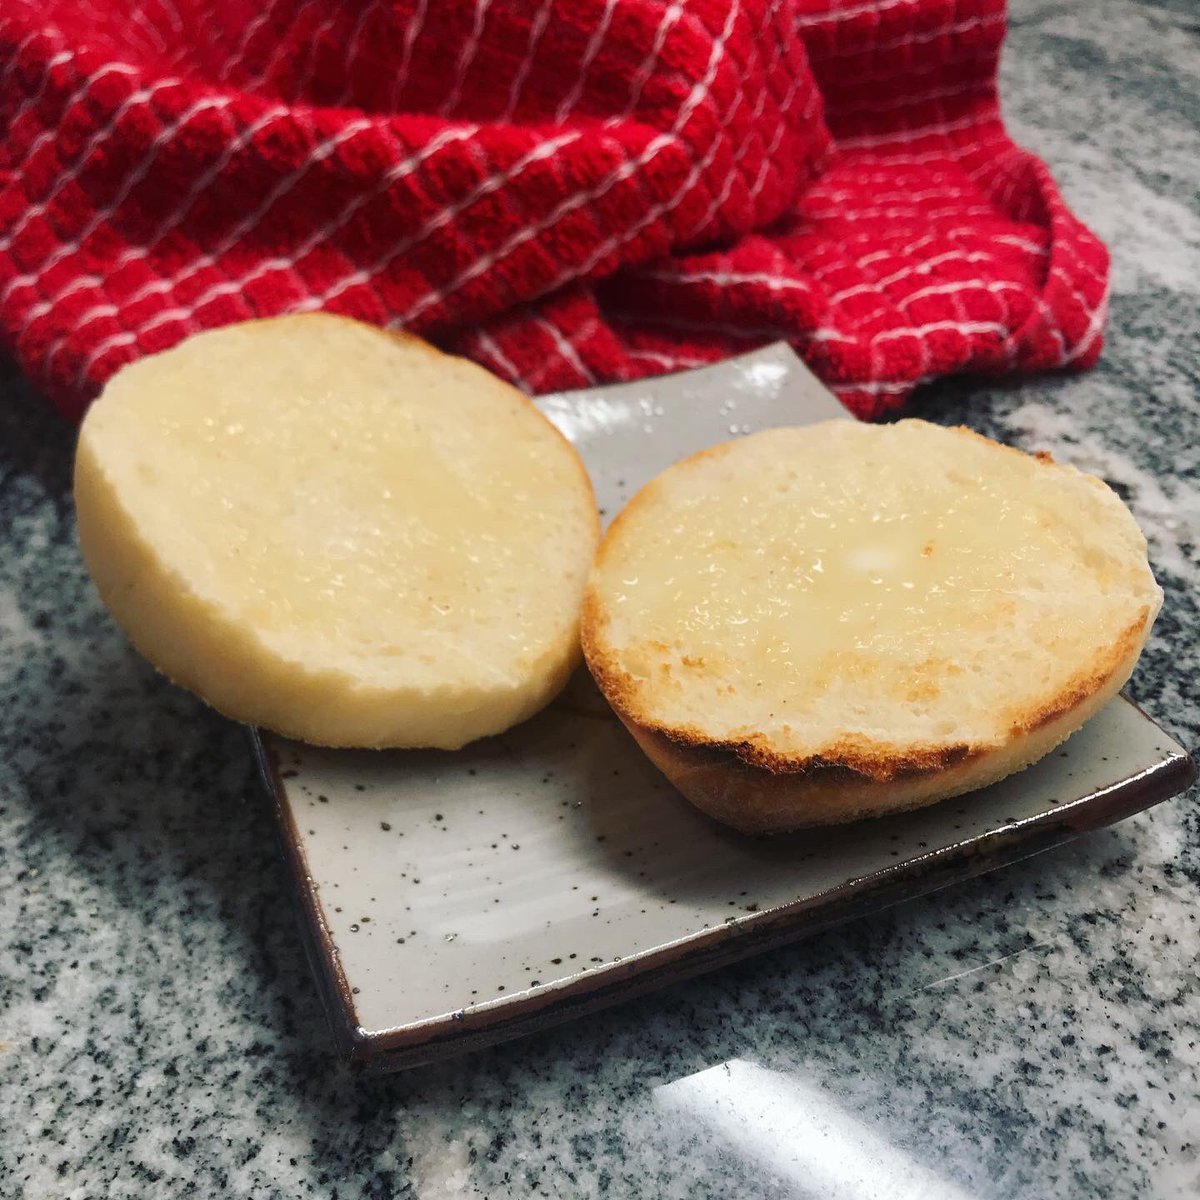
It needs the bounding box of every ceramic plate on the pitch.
[252,345,1195,1073]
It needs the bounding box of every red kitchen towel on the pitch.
[0,0,1108,422]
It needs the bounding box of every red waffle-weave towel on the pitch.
[0,0,1108,422]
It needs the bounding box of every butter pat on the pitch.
[74,315,599,748]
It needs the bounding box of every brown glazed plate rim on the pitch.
[250,703,1196,1074]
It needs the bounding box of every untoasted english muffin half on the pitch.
[581,420,1162,833]
[75,314,599,749]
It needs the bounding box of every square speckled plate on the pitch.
[252,345,1195,1074]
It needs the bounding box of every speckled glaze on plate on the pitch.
[252,345,1195,1074]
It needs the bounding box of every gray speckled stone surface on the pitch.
[2,1,1197,1196]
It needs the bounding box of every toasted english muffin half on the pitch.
[581,420,1161,832]
[75,314,599,749]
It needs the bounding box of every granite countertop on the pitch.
[3,1,1198,1196]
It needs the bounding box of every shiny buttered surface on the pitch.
[582,420,1162,831]
[74,315,599,749]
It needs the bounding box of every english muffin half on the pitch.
[581,420,1161,832]
[75,314,599,749]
